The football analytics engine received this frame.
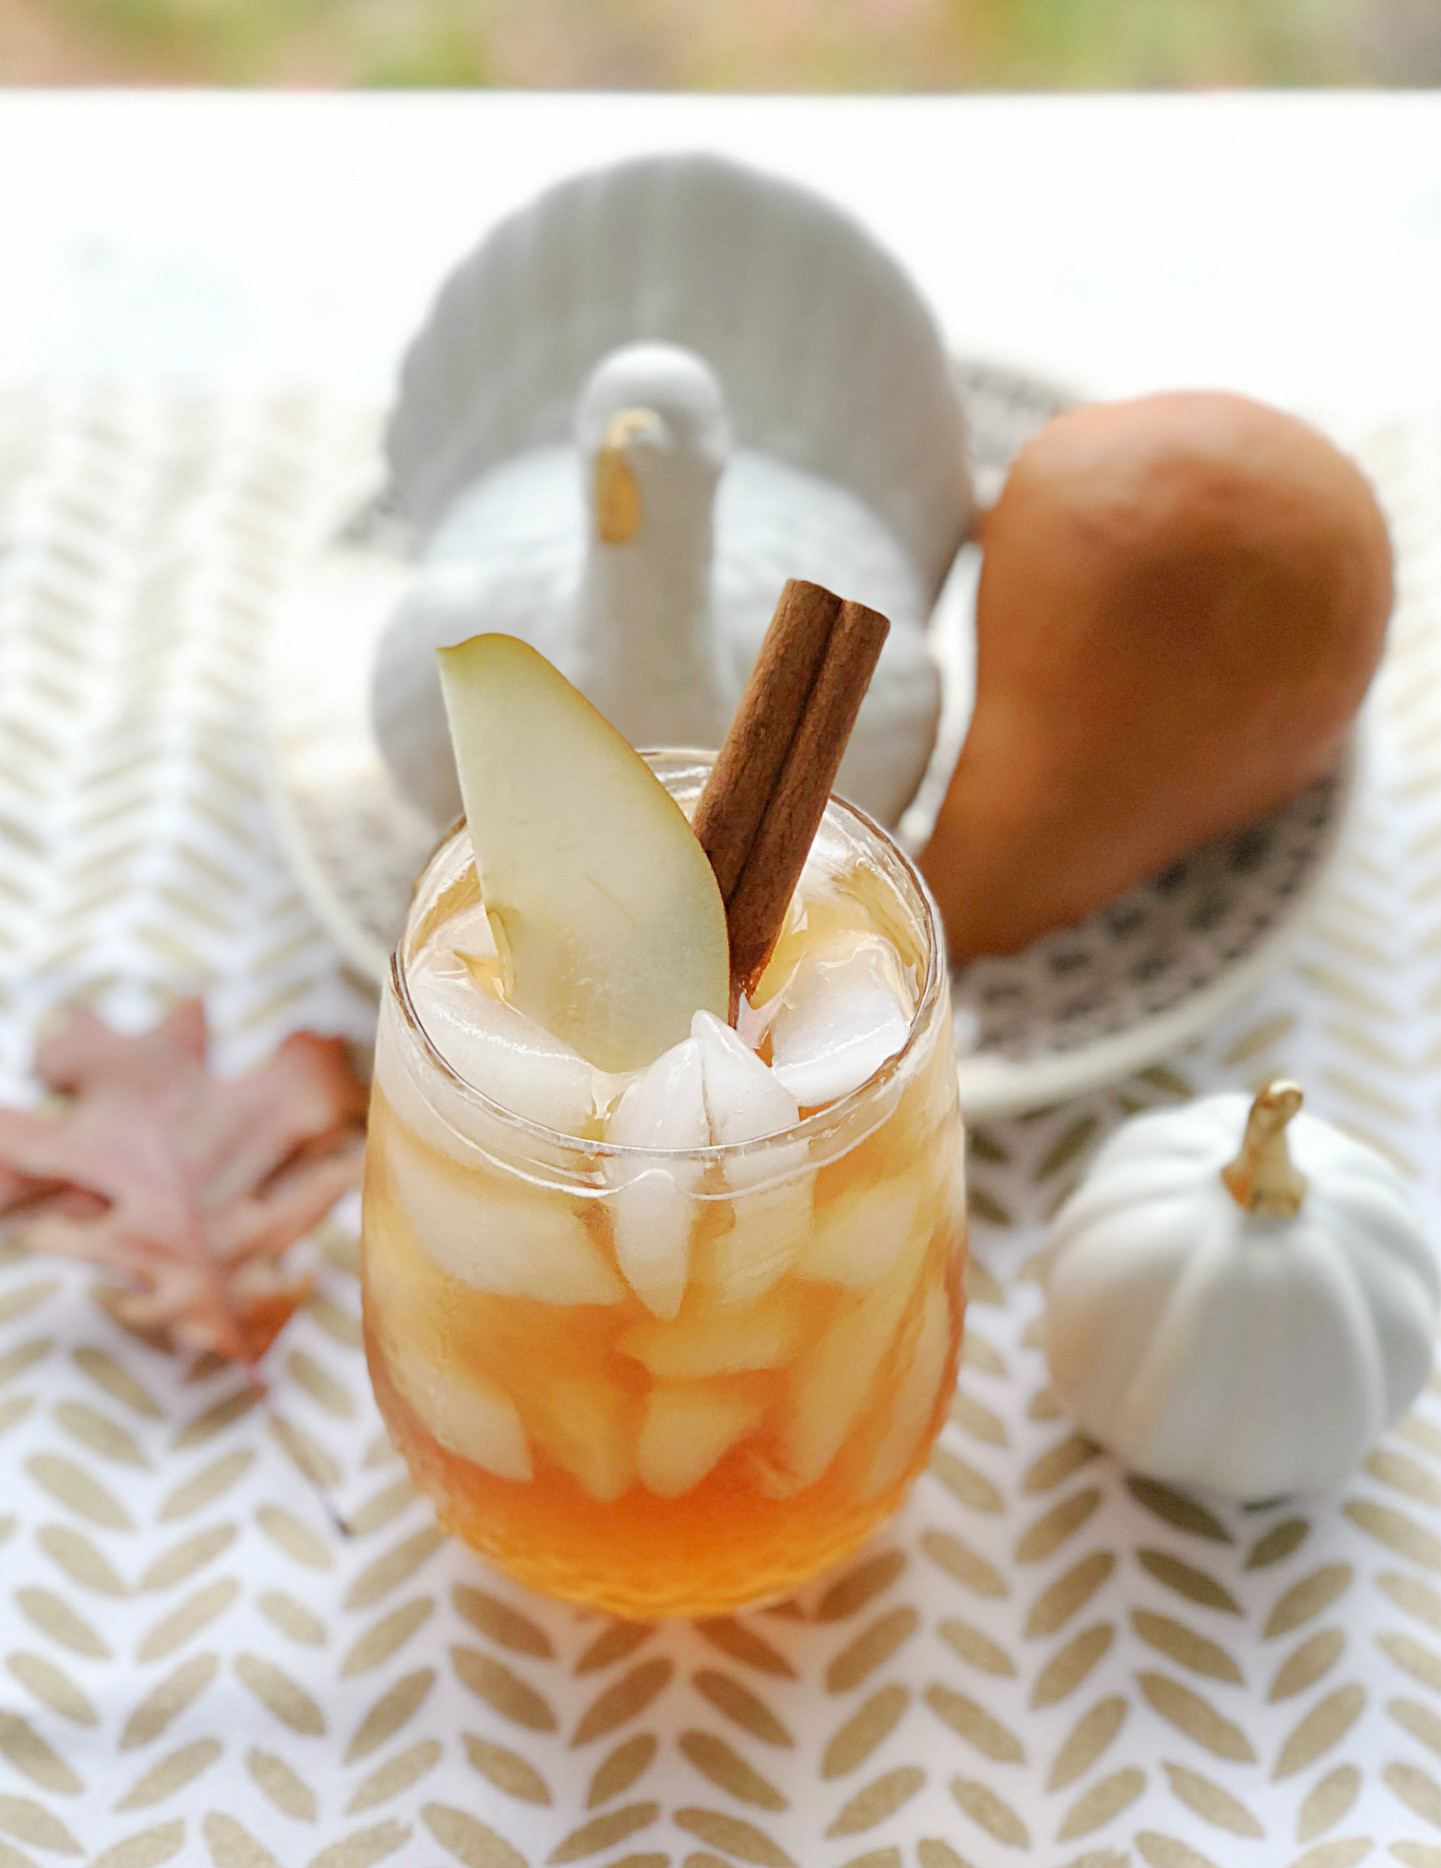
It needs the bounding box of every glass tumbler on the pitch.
[361,756,967,1618]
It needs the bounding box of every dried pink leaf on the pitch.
[0,1000,367,1367]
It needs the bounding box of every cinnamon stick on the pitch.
[692,580,840,900]
[693,578,889,1014]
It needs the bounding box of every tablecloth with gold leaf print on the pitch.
[2,389,1441,1868]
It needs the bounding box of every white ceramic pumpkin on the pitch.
[1043,1081,1440,1499]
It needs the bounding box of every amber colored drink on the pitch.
[361,758,966,1617]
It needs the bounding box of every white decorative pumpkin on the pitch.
[1043,1081,1440,1499]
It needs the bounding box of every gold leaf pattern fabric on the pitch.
[3,393,1441,1860]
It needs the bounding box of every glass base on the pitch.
[366,1331,952,1620]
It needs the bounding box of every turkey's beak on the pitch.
[595,408,660,545]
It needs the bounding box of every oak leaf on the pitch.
[0,1000,367,1367]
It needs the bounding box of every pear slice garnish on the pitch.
[436,634,729,1074]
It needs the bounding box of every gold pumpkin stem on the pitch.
[1221,1079,1307,1216]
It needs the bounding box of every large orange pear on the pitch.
[921,392,1392,961]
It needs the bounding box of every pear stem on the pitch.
[1221,1079,1307,1216]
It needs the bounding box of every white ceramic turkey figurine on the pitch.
[1043,1081,1440,1500]
[371,151,973,830]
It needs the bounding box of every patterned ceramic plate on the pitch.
[263,359,1359,1116]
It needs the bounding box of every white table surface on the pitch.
[2,88,1441,429]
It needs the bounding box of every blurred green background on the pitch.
[3,0,1439,87]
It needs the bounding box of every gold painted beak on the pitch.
[595,408,659,545]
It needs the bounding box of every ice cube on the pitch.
[764,934,913,1109]
[747,871,870,1008]
[691,1009,811,1305]
[407,958,596,1135]
[777,1266,916,1489]
[706,1175,813,1309]
[620,1284,807,1378]
[374,988,532,1175]
[385,1129,624,1305]
[445,904,507,996]
[637,1380,764,1498]
[388,1338,532,1482]
[444,903,501,965]
[692,1010,799,1143]
[605,1037,709,1319]
[795,1175,925,1288]
[607,1033,711,1152]
[523,1367,638,1503]
[860,1287,954,1499]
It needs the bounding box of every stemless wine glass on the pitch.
[361,755,967,1618]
